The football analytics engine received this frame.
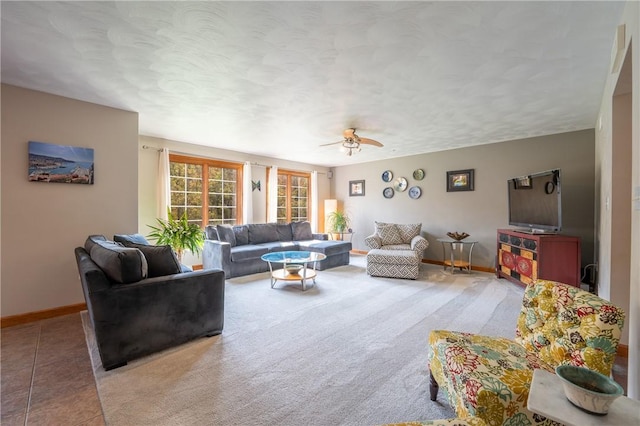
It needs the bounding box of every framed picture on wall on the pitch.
[349,180,365,196]
[28,141,94,184]
[446,169,474,192]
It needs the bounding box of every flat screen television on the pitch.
[507,169,561,233]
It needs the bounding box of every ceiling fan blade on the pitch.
[359,138,383,147]
[343,128,356,138]
[319,140,344,147]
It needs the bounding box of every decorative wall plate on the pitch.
[413,169,425,180]
[408,186,422,199]
[383,187,394,198]
[393,177,408,192]
[381,170,393,182]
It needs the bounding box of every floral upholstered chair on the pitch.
[428,280,625,426]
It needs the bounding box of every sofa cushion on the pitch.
[90,240,148,284]
[119,242,182,278]
[229,245,269,262]
[216,224,237,247]
[113,233,151,245]
[257,241,298,253]
[247,223,278,244]
[291,221,313,241]
[428,330,554,426]
[276,223,293,241]
[84,235,107,253]
[297,240,352,256]
[233,225,249,245]
[376,223,404,245]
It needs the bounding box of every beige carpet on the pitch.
[82,254,525,426]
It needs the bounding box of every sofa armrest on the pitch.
[88,268,225,369]
[203,239,231,277]
[312,233,329,241]
[411,235,429,253]
[364,234,381,250]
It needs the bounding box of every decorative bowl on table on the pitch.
[284,264,303,275]
[446,232,470,241]
[555,365,623,415]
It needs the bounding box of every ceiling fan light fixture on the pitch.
[320,128,382,156]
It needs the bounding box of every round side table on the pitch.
[437,238,478,273]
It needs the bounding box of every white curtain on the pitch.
[268,166,278,222]
[311,170,318,232]
[243,161,253,224]
[158,148,170,220]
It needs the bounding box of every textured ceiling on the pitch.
[1,1,625,167]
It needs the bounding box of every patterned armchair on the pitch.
[364,222,429,279]
[428,280,625,426]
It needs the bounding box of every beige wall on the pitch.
[332,130,596,271]
[595,0,639,398]
[137,135,331,265]
[0,85,138,317]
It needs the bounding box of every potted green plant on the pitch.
[147,208,205,263]
[327,210,350,238]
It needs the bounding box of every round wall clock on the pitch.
[408,186,422,199]
[413,169,425,181]
[382,170,393,182]
[393,177,408,192]
[383,187,394,198]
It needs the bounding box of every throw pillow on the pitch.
[247,223,278,244]
[90,240,148,284]
[113,233,151,245]
[84,235,107,253]
[205,225,219,240]
[291,221,313,241]
[276,223,293,241]
[118,242,182,278]
[216,224,237,247]
[377,224,404,245]
[233,225,249,245]
[396,223,422,243]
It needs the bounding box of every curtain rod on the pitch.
[141,144,164,152]
[141,145,326,174]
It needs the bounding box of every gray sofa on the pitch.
[75,234,225,370]
[203,221,351,278]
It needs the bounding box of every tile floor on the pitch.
[0,313,630,425]
[1,314,104,426]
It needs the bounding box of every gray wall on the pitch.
[332,129,595,271]
[1,85,139,316]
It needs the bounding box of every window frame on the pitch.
[270,168,311,223]
[169,153,244,227]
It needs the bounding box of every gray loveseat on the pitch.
[203,221,351,278]
[75,234,225,370]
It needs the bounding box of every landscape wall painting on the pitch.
[28,141,94,184]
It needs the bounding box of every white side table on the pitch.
[527,369,640,426]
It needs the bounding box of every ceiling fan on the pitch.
[320,128,383,156]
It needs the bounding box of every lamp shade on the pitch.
[324,199,338,233]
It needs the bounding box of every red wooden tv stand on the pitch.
[496,229,581,287]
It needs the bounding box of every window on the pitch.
[169,154,243,227]
[275,169,310,223]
